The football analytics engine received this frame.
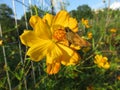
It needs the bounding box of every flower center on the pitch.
[52,29,66,41]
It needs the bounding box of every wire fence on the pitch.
[0,0,69,89]
[0,0,51,89]
[0,0,120,90]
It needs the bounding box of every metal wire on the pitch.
[12,0,28,89]
[23,0,36,85]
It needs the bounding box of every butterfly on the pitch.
[65,27,91,47]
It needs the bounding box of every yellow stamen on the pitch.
[52,29,66,41]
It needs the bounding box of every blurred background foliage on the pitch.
[0,0,120,89]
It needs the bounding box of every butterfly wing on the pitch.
[65,27,91,47]
[73,33,91,47]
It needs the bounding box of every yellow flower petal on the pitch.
[46,61,61,75]
[103,62,110,69]
[86,25,90,28]
[87,32,92,39]
[58,44,80,66]
[29,15,51,39]
[68,51,80,65]
[110,28,117,33]
[52,10,69,27]
[70,44,81,50]
[26,39,52,61]
[20,30,40,47]
[0,39,3,45]
[95,55,102,61]
[43,13,54,26]
[68,17,78,32]
[46,42,62,64]
[29,15,40,28]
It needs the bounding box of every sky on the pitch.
[0,0,119,19]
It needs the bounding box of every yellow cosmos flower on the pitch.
[110,28,117,33]
[0,39,3,45]
[81,18,90,28]
[94,55,110,69]
[87,32,92,39]
[20,10,80,74]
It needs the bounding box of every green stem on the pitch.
[0,24,12,90]
[34,5,38,15]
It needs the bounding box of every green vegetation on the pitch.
[0,2,120,90]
